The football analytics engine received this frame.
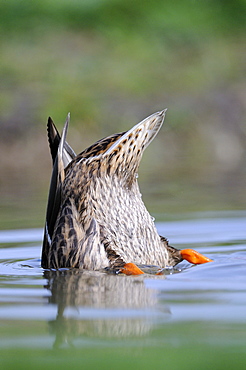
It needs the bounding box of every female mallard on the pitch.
[42,111,212,274]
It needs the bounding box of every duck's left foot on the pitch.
[120,263,144,275]
[180,249,213,264]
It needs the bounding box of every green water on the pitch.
[0,215,246,369]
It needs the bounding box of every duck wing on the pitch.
[42,114,72,267]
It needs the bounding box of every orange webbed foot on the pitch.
[180,249,213,264]
[120,263,144,275]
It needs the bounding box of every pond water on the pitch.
[0,211,246,369]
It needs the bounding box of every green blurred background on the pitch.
[0,0,245,229]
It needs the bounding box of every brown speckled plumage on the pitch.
[42,111,184,271]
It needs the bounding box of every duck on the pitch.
[42,110,212,274]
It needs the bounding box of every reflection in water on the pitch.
[44,270,169,347]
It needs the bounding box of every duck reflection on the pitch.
[43,269,170,347]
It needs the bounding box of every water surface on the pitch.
[0,212,246,369]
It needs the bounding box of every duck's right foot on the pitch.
[180,249,213,264]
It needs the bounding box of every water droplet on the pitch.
[151,216,155,222]
[135,173,139,178]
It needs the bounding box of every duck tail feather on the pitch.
[47,114,76,167]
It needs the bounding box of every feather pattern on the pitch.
[42,110,184,270]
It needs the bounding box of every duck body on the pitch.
[42,111,212,273]
[61,162,168,269]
